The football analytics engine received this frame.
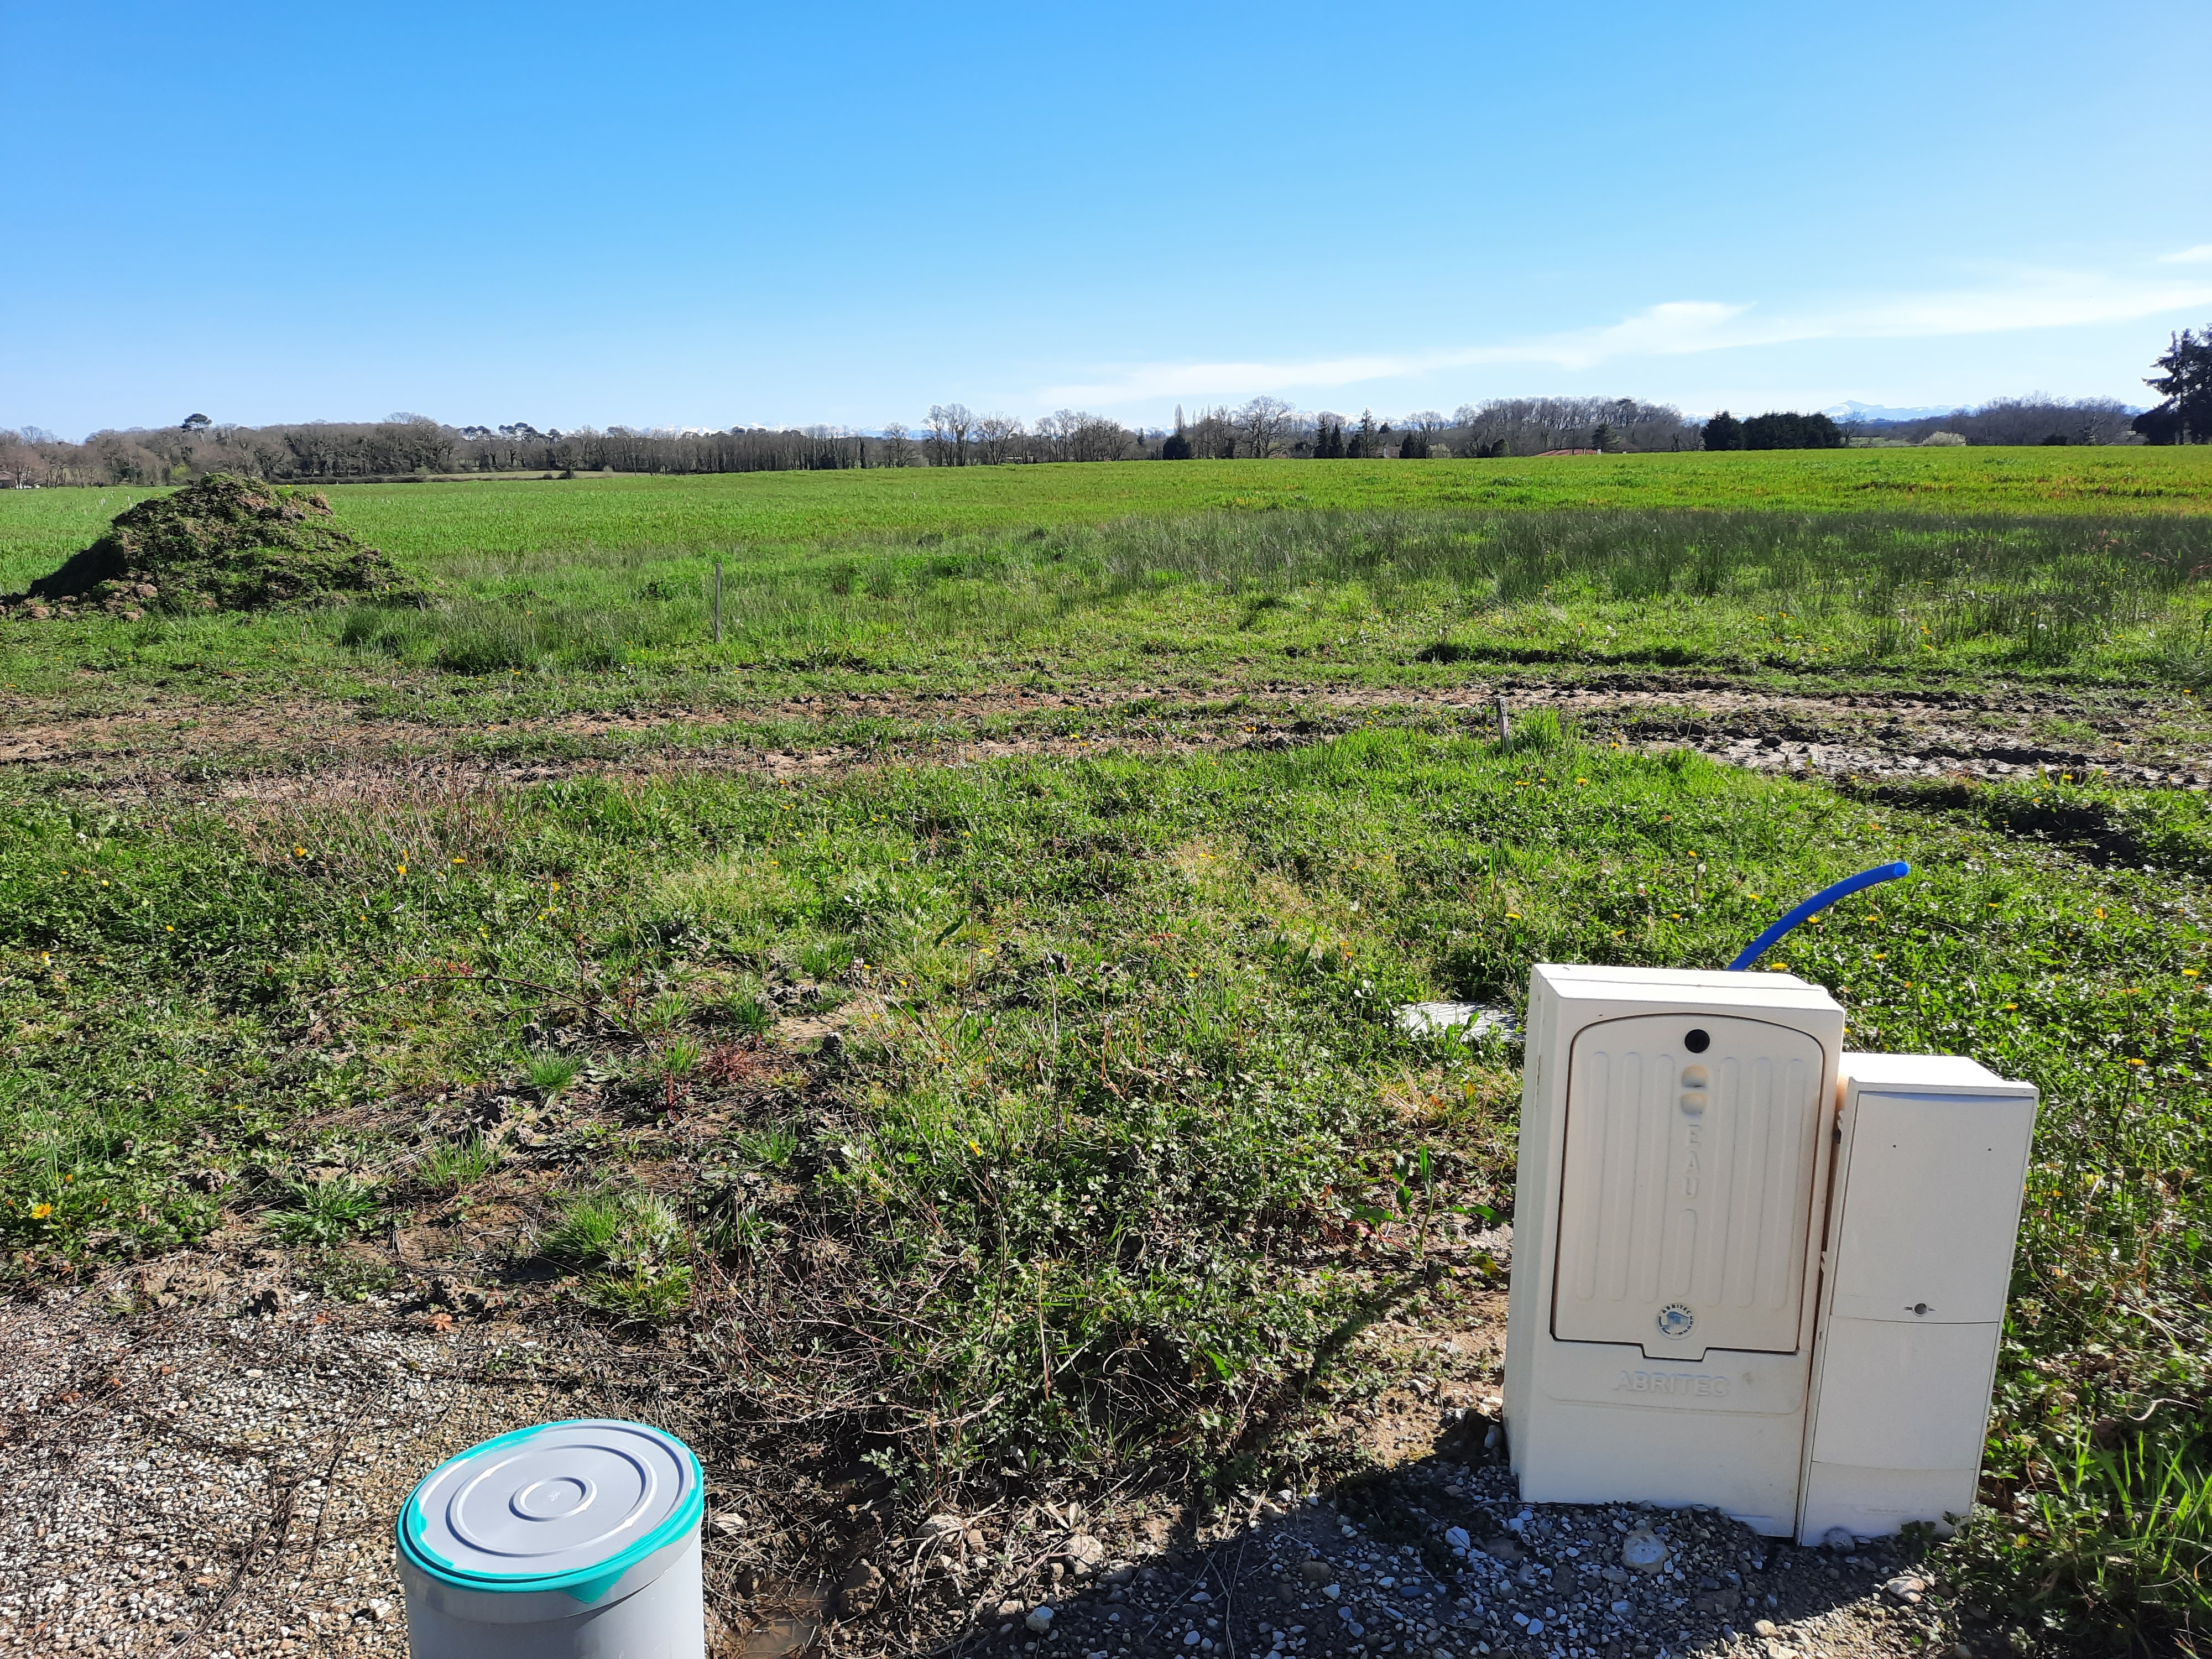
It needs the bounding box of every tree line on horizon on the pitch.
[0,377,2185,488]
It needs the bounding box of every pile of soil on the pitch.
[4,472,424,617]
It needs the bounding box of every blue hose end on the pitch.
[1726,860,1914,972]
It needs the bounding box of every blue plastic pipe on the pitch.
[1727,861,1912,971]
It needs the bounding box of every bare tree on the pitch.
[1034,409,1135,462]
[1235,396,1294,459]
[1452,397,1698,456]
[974,412,1023,465]
[1186,405,1238,459]
[880,421,913,466]
[926,403,974,466]
[1865,395,2140,447]
[1068,413,1131,462]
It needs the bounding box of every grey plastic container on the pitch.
[396,1418,706,1658]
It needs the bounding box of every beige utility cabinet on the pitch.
[1505,966,2039,1542]
[1797,1053,2038,1543]
[1505,964,1845,1536]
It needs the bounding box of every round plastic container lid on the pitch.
[399,1418,704,1598]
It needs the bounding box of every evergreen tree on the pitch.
[1741,411,1843,450]
[2135,327,2212,444]
[1703,411,1744,451]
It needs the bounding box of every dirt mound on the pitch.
[7,473,424,617]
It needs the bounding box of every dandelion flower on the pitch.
[30,1203,52,1219]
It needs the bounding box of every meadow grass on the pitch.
[3,729,2209,1645]
[6,446,2212,588]
[7,507,2212,714]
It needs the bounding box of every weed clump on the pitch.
[538,1187,693,1323]
[6,472,423,617]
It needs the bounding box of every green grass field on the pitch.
[7,447,2212,585]
[5,450,2211,1652]
[6,456,2212,721]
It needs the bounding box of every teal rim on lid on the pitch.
[398,1419,705,1604]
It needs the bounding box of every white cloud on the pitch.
[2157,245,2212,265]
[1036,265,2212,408]
[1038,353,1415,406]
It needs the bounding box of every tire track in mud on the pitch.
[6,676,2209,804]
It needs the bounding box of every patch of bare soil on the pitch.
[8,676,2209,807]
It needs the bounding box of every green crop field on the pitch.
[5,450,2212,1653]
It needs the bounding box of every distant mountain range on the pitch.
[1819,401,1965,424]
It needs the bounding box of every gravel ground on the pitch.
[0,1255,1962,1659]
[0,1283,593,1657]
[968,1477,1958,1659]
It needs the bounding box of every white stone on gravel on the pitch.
[1620,1527,1670,1573]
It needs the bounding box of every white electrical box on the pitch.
[1505,964,1845,1536]
[1797,1053,2037,1543]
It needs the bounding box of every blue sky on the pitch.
[4,1,2208,439]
